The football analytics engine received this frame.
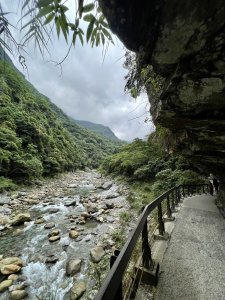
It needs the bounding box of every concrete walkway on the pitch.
[155,194,225,300]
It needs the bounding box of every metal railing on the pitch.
[94,183,208,300]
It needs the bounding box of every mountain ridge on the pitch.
[73,119,120,141]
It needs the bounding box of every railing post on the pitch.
[166,195,172,218]
[174,189,178,205]
[182,186,185,198]
[171,190,175,211]
[110,250,122,300]
[142,220,153,269]
[177,187,181,202]
[158,202,165,236]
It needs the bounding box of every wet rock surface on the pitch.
[0,170,130,299]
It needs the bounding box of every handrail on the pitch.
[94,183,208,300]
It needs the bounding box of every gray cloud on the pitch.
[3,1,153,141]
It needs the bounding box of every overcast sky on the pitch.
[2,1,153,141]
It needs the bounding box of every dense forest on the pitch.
[101,133,204,210]
[0,60,123,190]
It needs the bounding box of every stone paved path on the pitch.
[155,194,225,300]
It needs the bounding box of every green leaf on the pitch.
[96,33,100,46]
[59,7,68,29]
[72,31,77,46]
[82,3,95,13]
[55,16,60,37]
[99,15,104,23]
[68,23,76,30]
[101,32,105,45]
[61,5,69,12]
[86,20,94,42]
[75,18,79,28]
[58,15,68,42]
[78,31,84,46]
[36,6,54,18]
[44,12,55,25]
[78,0,84,18]
[101,21,109,28]
[102,27,111,39]
[83,13,95,22]
[91,27,97,46]
[36,0,54,8]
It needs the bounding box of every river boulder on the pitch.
[0,279,13,292]
[11,213,31,226]
[90,246,105,263]
[0,257,23,267]
[102,181,113,190]
[70,280,86,300]
[9,290,28,300]
[1,264,21,275]
[66,259,82,276]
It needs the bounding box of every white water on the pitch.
[22,260,73,299]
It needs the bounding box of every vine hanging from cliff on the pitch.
[123,51,164,99]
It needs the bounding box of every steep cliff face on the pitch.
[100,0,225,205]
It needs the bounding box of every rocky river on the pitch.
[0,170,131,300]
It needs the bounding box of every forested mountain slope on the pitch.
[0,60,122,187]
[73,119,120,141]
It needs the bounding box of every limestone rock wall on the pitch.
[100,0,225,206]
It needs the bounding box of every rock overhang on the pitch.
[99,0,225,184]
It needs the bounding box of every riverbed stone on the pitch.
[0,225,5,231]
[70,280,86,300]
[105,193,119,200]
[34,218,45,224]
[90,246,105,263]
[11,213,31,226]
[106,203,115,209]
[66,259,82,276]
[64,195,80,206]
[102,181,113,190]
[9,290,28,300]
[12,229,23,236]
[44,222,55,229]
[86,203,98,214]
[80,212,91,219]
[48,235,60,242]
[0,215,10,225]
[48,229,60,237]
[0,279,13,292]
[0,257,23,267]
[45,255,58,264]
[69,230,80,239]
[8,274,18,281]
[79,220,86,225]
[1,264,21,275]
[96,216,104,223]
